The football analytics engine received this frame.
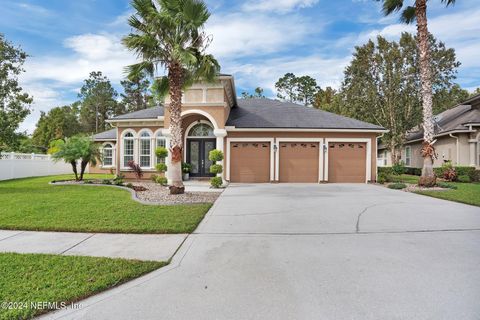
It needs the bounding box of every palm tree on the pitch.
[123,0,220,194]
[377,0,455,186]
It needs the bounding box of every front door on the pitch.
[187,139,216,177]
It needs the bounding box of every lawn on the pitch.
[0,252,165,320]
[0,174,211,233]
[415,182,480,207]
[389,174,420,184]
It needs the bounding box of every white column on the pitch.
[214,129,227,183]
[468,139,477,166]
[161,129,173,184]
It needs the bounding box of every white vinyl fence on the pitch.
[0,152,73,181]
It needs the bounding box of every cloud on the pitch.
[241,0,319,13]
[206,12,316,58]
[228,55,350,95]
[22,33,136,86]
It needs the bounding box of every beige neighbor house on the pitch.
[378,94,480,169]
[90,75,386,183]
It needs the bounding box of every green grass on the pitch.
[389,174,420,184]
[0,252,165,320]
[0,174,211,233]
[415,182,480,207]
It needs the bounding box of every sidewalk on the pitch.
[0,230,187,261]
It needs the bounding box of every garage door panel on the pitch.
[328,142,366,183]
[230,142,270,183]
[279,142,319,183]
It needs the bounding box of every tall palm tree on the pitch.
[123,0,220,194]
[377,0,455,186]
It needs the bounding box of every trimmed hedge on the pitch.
[381,165,480,182]
[434,165,479,182]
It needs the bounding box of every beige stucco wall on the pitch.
[379,130,479,168]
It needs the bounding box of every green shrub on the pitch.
[210,176,223,188]
[457,175,471,183]
[150,174,158,182]
[156,176,168,186]
[473,170,480,182]
[126,183,134,189]
[455,166,475,178]
[182,162,192,173]
[404,167,421,176]
[113,173,125,186]
[155,163,168,173]
[436,182,457,189]
[102,179,112,185]
[378,167,393,176]
[391,162,406,175]
[209,149,224,162]
[209,164,223,174]
[387,182,407,190]
[155,147,168,159]
[84,180,93,184]
[377,172,387,184]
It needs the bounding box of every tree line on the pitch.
[250,33,477,165]
[0,33,157,153]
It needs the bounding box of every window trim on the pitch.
[138,129,154,169]
[405,146,412,167]
[121,129,136,170]
[101,142,115,168]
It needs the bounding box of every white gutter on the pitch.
[449,133,459,165]
[106,116,164,123]
[225,127,389,133]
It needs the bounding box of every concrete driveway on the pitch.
[44,184,480,320]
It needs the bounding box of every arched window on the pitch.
[122,132,135,167]
[139,131,152,168]
[188,123,214,137]
[156,131,166,164]
[102,143,114,167]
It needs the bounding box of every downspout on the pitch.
[449,133,459,165]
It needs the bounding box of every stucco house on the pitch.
[378,94,480,169]
[91,75,386,183]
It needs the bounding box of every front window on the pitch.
[123,132,134,167]
[405,146,411,166]
[139,131,151,168]
[102,143,113,166]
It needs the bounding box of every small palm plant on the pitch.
[123,0,220,194]
[52,135,100,181]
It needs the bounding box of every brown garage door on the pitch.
[328,142,366,183]
[279,142,319,182]
[230,142,270,182]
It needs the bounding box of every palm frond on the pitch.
[124,61,156,79]
[400,6,416,24]
[378,0,404,16]
[441,0,456,6]
[152,76,170,99]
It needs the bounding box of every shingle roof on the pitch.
[110,106,164,120]
[226,98,384,130]
[406,94,480,141]
[93,128,117,141]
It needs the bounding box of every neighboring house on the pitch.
[91,75,386,183]
[378,94,480,168]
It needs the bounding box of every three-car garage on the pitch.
[227,137,372,183]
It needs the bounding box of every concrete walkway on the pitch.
[41,184,480,319]
[0,230,186,261]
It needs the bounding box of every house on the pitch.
[377,94,480,168]
[91,75,386,183]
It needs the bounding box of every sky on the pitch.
[1,0,479,133]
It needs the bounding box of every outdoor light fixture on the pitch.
[273,144,278,152]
